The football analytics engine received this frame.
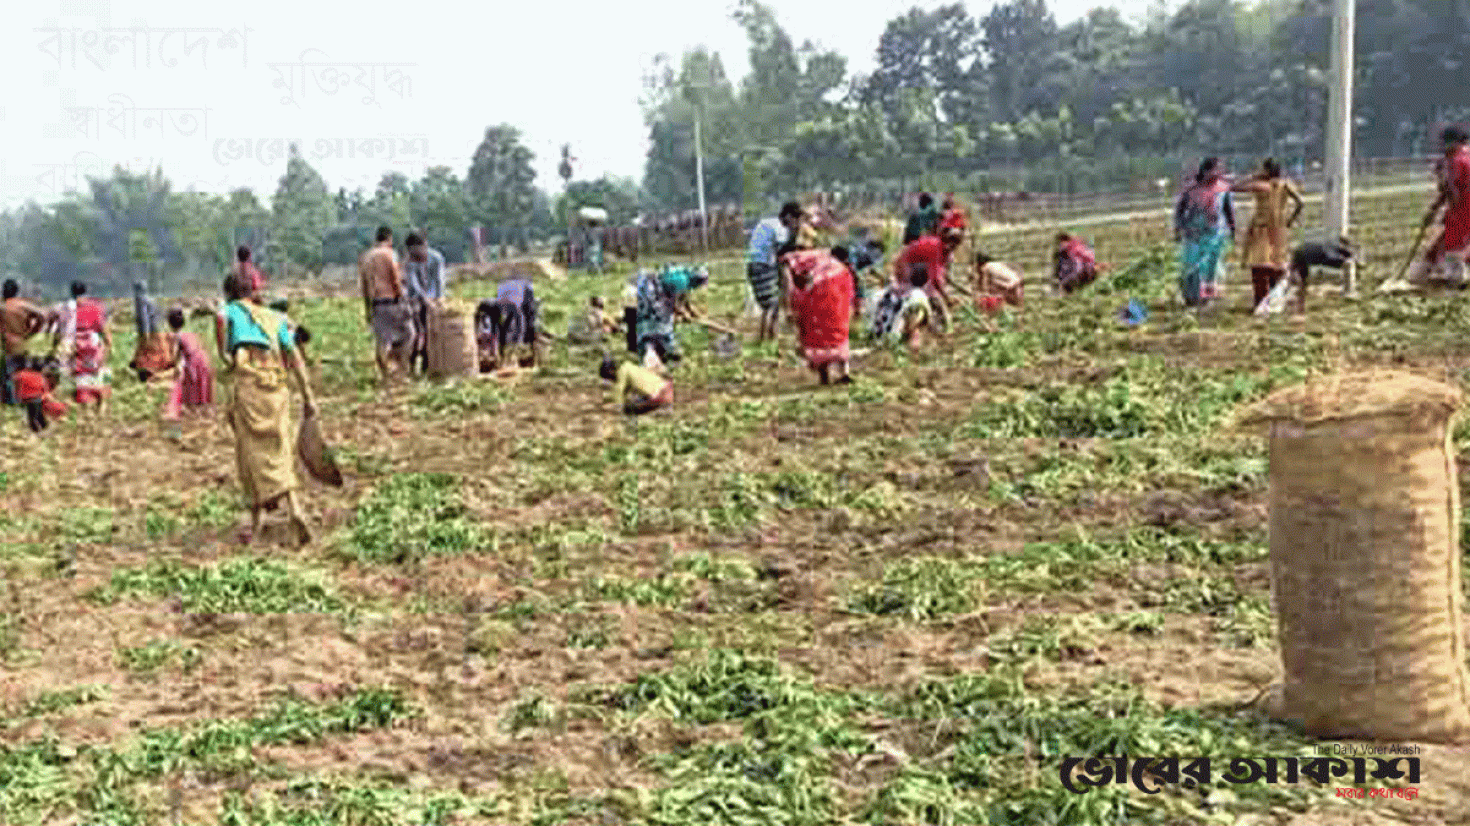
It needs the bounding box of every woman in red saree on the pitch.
[783,247,855,385]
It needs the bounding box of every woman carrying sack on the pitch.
[219,271,317,547]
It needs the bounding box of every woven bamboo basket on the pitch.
[1236,370,1470,743]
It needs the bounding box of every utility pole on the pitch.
[694,115,709,252]
[1324,0,1356,296]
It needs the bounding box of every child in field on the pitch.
[973,250,1024,311]
[162,308,216,421]
[894,267,934,351]
[569,295,621,345]
[600,354,672,416]
[14,357,66,433]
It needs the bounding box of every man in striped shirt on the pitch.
[747,201,803,343]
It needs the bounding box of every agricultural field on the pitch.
[4,182,1470,826]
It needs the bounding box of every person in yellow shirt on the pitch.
[600,354,672,415]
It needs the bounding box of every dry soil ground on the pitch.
[3,186,1470,825]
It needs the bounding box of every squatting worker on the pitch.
[746,201,803,343]
[600,354,672,416]
[1,279,49,406]
[359,225,413,384]
[403,232,447,375]
[1289,237,1355,316]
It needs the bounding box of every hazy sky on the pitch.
[0,0,1155,211]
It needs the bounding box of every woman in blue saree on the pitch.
[1174,158,1236,307]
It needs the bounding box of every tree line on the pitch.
[3,0,1465,297]
[0,128,615,299]
[644,0,1470,207]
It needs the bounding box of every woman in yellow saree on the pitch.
[219,272,317,546]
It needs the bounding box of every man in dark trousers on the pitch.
[402,232,447,376]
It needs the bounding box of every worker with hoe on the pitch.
[359,226,414,385]
[746,201,803,344]
[1408,125,1470,288]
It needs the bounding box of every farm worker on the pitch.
[783,248,856,386]
[402,232,447,376]
[827,246,866,317]
[973,251,1024,310]
[54,280,113,415]
[474,300,498,373]
[220,270,316,547]
[13,356,67,433]
[132,280,161,334]
[893,228,961,331]
[902,193,939,245]
[1054,233,1101,295]
[1288,238,1355,315]
[1233,158,1304,310]
[1174,157,1236,307]
[129,281,175,383]
[589,296,620,338]
[567,296,620,345]
[746,201,802,343]
[265,299,315,369]
[621,276,639,354]
[1409,125,1470,286]
[359,225,414,385]
[235,246,268,299]
[796,204,823,249]
[850,238,886,277]
[2,279,51,406]
[483,276,540,370]
[161,308,215,421]
[892,267,935,351]
[939,194,967,236]
[600,354,672,416]
[634,265,709,367]
[868,265,931,349]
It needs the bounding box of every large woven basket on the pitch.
[425,300,476,379]
[1236,370,1470,743]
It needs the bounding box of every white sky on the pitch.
[0,0,1154,211]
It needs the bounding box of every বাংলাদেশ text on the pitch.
[1057,755,1420,794]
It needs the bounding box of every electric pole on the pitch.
[694,114,709,253]
[1324,0,1356,295]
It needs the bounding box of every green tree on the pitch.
[865,4,982,128]
[410,166,470,261]
[465,124,539,252]
[981,0,1060,124]
[270,144,336,274]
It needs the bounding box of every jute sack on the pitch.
[1236,370,1470,743]
[425,299,476,379]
